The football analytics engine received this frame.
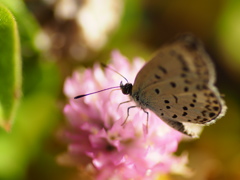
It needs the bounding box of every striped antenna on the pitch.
[101,63,129,83]
[74,64,128,99]
[74,86,120,99]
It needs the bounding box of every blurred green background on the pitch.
[0,0,239,179]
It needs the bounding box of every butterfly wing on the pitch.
[140,78,226,137]
[132,34,216,92]
[131,34,226,137]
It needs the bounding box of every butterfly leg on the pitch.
[142,109,149,134]
[121,106,137,126]
[117,100,132,111]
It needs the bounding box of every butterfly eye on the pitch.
[120,82,133,95]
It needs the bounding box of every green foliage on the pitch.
[0,83,59,180]
[0,4,21,129]
[216,0,240,74]
[0,0,40,57]
[0,0,42,95]
[0,2,60,179]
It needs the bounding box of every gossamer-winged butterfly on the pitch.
[75,34,227,138]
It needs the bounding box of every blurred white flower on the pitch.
[55,0,124,51]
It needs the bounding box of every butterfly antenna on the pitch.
[74,86,120,99]
[101,63,129,83]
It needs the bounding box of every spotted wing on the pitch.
[132,34,216,93]
[140,77,226,137]
[131,34,226,137]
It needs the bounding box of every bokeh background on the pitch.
[0,0,239,179]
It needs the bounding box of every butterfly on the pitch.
[119,34,227,138]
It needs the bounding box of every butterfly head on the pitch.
[120,81,133,95]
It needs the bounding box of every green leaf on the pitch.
[0,0,42,96]
[0,4,21,131]
[0,62,60,180]
[0,0,40,57]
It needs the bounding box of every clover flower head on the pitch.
[58,50,190,179]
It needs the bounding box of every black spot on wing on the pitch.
[213,106,219,111]
[177,54,190,72]
[209,112,216,118]
[172,95,178,103]
[190,103,195,107]
[164,100,170,103]
[213,100,218,104]
[158,66,167,74]
[155,89,160,94]
[166,106,171,109]
[181,73,187,78]
[183,106,188,110]
[172,114,177,118]
[201,110,207,116]
[170,82,176,88]
[155,74,161,79]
